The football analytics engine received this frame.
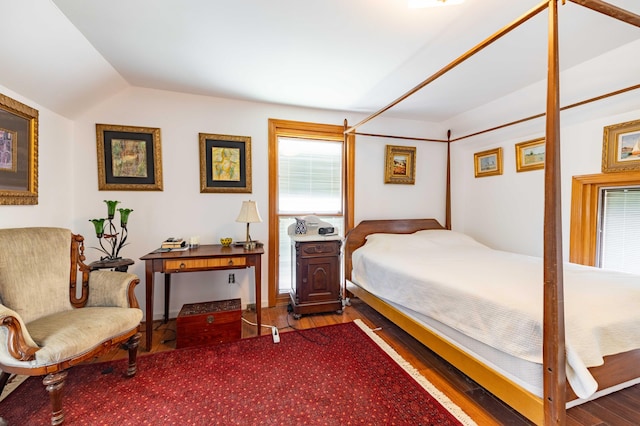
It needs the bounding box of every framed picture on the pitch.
[515,138,545,172]
[96,124,163,191]
[199,133,252,193]
[474,147,503,178]
[384,145,416,184]
[602,118,640,173]
[0,93,38,205]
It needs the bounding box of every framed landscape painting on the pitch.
[0,93,38,205]
[384,145,416,184]
[474,147,502,178]
[602,118,640,172]
[515,138,545,172]
[96,124,163,191]
[199,133,252,193]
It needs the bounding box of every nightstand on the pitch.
[289,235,343,319]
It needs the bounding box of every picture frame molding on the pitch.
[602,118,640,173]
[515,137,545,172]
[96,123,163,191]
[474,147,503,178]
[0,93,38,205]
[199,133,252,193]
[384,144,416,185]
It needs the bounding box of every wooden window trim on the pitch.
[268,119,355,307]
[569,171,640,266]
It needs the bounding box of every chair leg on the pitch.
[43,371,67,426]
[0,370,11,395]
[123,332,141,377]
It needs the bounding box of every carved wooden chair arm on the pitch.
[0,314,39,361]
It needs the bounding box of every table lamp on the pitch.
[236,200,262,249]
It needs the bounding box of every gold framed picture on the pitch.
[384,145,416,184]
[0,93,38,205]
[96,124,163,191]
[602,118,640,173]
[515,138,545,172]
[199,133,252,193]
[474,147,502,178]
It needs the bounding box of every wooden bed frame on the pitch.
[342,2,640,424]
[344,218,640,425]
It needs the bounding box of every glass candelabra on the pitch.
[89,200,133,261]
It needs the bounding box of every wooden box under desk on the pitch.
[176,298,242,349]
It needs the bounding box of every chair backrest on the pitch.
[0,227,73,324]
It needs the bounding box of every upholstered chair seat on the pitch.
[0,227,143,425]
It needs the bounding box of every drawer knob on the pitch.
[207,315,214,324]
[180,262,186,269]
[228,259,234,265]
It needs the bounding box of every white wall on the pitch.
[450,90,640,258]
[0,84,74,229]
[66,87,446,321]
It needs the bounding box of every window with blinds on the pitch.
[598,187,640,274]
[278,137,343,214]
[277,137,344,294]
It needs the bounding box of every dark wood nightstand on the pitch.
[290,237,343,319]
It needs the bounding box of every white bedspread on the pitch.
[351,229,640,399]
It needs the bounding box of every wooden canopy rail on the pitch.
[342,1,640,424]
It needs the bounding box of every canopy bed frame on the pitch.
[342,1,640,425]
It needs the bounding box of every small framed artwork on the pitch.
[0,93,38,205]
[474,147,503,178]
[384,145,416,184]
[96,124,163,191]
[602,118,640,173]
[199,133,252,193]
[515,138,545,172]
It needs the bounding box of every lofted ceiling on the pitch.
[1,0,639,121]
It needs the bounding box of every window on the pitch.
[597,187,640,274]
[268,119,354,306]
[569,171,640,268]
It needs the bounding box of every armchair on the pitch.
[0,227,143,425]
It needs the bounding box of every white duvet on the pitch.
[351,229,640,399]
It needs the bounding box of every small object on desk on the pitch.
[189,236,200,249]
[220,237,232,247]
[161,238,186,248]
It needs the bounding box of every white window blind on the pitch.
[278,137,342,214]
[599,187,640,274]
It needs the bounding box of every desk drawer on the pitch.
[164,257,246,271]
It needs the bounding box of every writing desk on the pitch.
[140,245,264,351]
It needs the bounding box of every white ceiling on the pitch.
[1,0,639,121]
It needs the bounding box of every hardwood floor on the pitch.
[95,299,640,425]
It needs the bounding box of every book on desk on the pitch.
[157,238,189,252]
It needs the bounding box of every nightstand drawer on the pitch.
[164,257,246,271]
[297,241,340,258]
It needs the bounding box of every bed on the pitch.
[344,219,640,424]
[341,1,640,424]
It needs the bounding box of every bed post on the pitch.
[544,1,566,424]
[446,130,452,230]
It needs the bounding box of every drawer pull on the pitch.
[180,263,186,269]
[207,315,214,324]
[228,259,234,265]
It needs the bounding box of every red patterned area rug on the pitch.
[0,320,476,425]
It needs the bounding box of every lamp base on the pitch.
[244,241,257,250]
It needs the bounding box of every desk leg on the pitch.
[164,273,171,324]
[144,261,154,351]
[253,258,262,336]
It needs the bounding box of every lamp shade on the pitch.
[235,200,262,224]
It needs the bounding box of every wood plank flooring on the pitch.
[95,299,640,425]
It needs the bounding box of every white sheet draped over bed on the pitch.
[351,229,640,399]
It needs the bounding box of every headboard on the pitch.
[344,218,444,281]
